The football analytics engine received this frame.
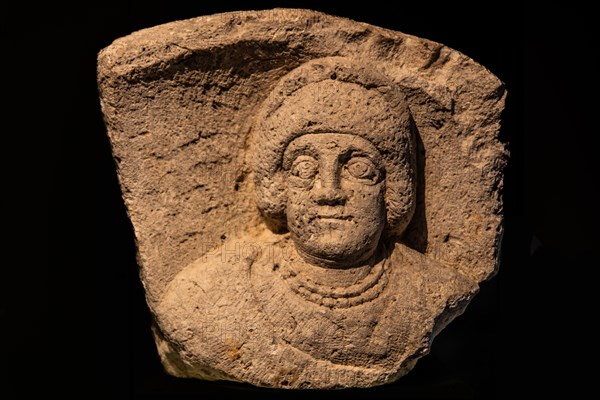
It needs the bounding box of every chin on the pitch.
[297,236,378,266]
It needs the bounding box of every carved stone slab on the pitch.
[98,9,506,389]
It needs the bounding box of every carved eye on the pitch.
[345,158,378,182]
[290,156,318,180]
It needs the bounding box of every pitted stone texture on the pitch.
[98,9,506,389]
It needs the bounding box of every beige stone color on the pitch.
[98,9,506,389]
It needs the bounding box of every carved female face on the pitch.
[283,133,386,267]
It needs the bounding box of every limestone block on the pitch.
[98,9,506,389]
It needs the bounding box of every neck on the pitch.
[286,243,383,288]
[296,244,377,270]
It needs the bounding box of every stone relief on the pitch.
[98,9,506,389]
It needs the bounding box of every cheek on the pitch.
[345,183,385,216]
[286,189,312,226]
[287,188,306,210]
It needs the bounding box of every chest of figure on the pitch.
[249,257,412,369]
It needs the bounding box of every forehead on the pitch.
[285,133,379,157]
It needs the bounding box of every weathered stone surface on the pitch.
[98,9,506,389]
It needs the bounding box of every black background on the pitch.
[4,1,594,399]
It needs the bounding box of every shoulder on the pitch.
[387,242,478,315]
[155,228,288,342]
[390,242,477,286]
[157,240,258,326]
[160,228,285,306]
[153,230,292,381]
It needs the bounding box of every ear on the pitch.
[384,169,416,238]
[255,170,288,232]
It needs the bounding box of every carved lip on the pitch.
[317,214,353,221]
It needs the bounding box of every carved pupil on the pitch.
[291,158,318,180]
[346,158,377,181]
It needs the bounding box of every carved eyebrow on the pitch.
[345,147,373,157]
[283,134,383,169]
[283,142,319,169]
[341,145,382,165]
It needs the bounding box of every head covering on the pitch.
[253,57,417,237]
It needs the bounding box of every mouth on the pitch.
[316,214,354,222]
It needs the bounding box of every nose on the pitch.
[313,186,347,206]
[312,162,347,205]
